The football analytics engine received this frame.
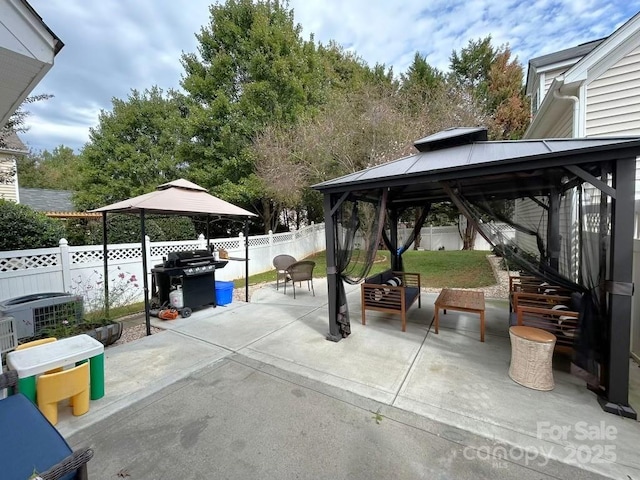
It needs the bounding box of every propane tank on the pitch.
[169,286,184,309]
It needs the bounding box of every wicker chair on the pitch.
[273,254,297,291]
[0,370,94,479]
[284,260,316,299]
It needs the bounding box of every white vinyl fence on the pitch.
[0,223,326,310]
[397,223,515,251]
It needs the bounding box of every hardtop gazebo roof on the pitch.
[313,128,640,204]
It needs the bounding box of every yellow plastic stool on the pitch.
[36,362,90,425]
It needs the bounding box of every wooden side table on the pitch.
[434,289,486,342]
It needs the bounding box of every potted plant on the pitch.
[43,315,123,347]
[81,316,123,346]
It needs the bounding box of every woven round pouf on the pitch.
[508,326,557,391]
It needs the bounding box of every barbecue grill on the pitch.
[151,250,228,317]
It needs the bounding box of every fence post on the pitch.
[59,238,71,292]
[430,224,433,251]
[268,230,273,265]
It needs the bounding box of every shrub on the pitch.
[0,199,65,250]
[85,214,196,244]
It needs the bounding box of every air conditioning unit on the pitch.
[0,293,84,340]
[0,315,17,366]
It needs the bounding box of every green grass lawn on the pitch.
[236,249,496,289]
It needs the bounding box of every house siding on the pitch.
[543,67,569,96]
[0,156,17,202]
[514,198,547,259]
[545,107,573,138]
[586,44,640,137]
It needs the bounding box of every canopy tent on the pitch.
[90,179,256,335]
[313,127,640,419]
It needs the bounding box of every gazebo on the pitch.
[313,127,640,419]
[90,179,256,335]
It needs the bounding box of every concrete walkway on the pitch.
[58,280,639,479]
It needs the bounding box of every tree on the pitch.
[487,49,530,139]
[75,87,187,209]
[449,38,528,248]
[0,94,53,184]
[0,94,53,149]
[84,214,197,244]
[0,199,65,250]
[400,52,445,108]
[450,37,496,102]
[450,37,529,139]
[180,0,334,232]
[17,146,82,190]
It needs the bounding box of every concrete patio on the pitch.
[57,279,640,479]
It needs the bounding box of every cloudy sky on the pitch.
[22,0,640,153]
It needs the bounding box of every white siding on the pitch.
[0,156,17,202]
[545,107,573,138]
[543,67,568,96]
[514,198,547,258]
[586,44,640,137]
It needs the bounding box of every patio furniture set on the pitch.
[273,255,316,299]
[357,268,580,392]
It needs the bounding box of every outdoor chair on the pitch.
[284,260,316,299]
[273,254,297,291]
[508,274,572,312]
[510,291,581,354]
[37,362,90,425]
[361,269,421,332]
[0,370,94,479]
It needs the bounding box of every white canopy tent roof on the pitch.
[90,179,256,335]
[90,179,256,217]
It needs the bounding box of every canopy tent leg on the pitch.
[599,157,637,419]
[141,210,151,336]
[244,220,250,303]
[102,212,109,318]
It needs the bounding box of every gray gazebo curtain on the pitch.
[446,180,607,388]
[331,190,387,338]
[381,205,431,271]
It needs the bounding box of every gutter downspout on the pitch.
[553,81,580,137]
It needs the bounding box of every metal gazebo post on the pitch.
[140,209,151,336]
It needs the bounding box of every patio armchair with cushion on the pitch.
[273,254,297,291]
[361,269,421,332]
[508,274,573,312]
[510,291,581,353]
[0,370,94,479]
[283,260,316,299]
